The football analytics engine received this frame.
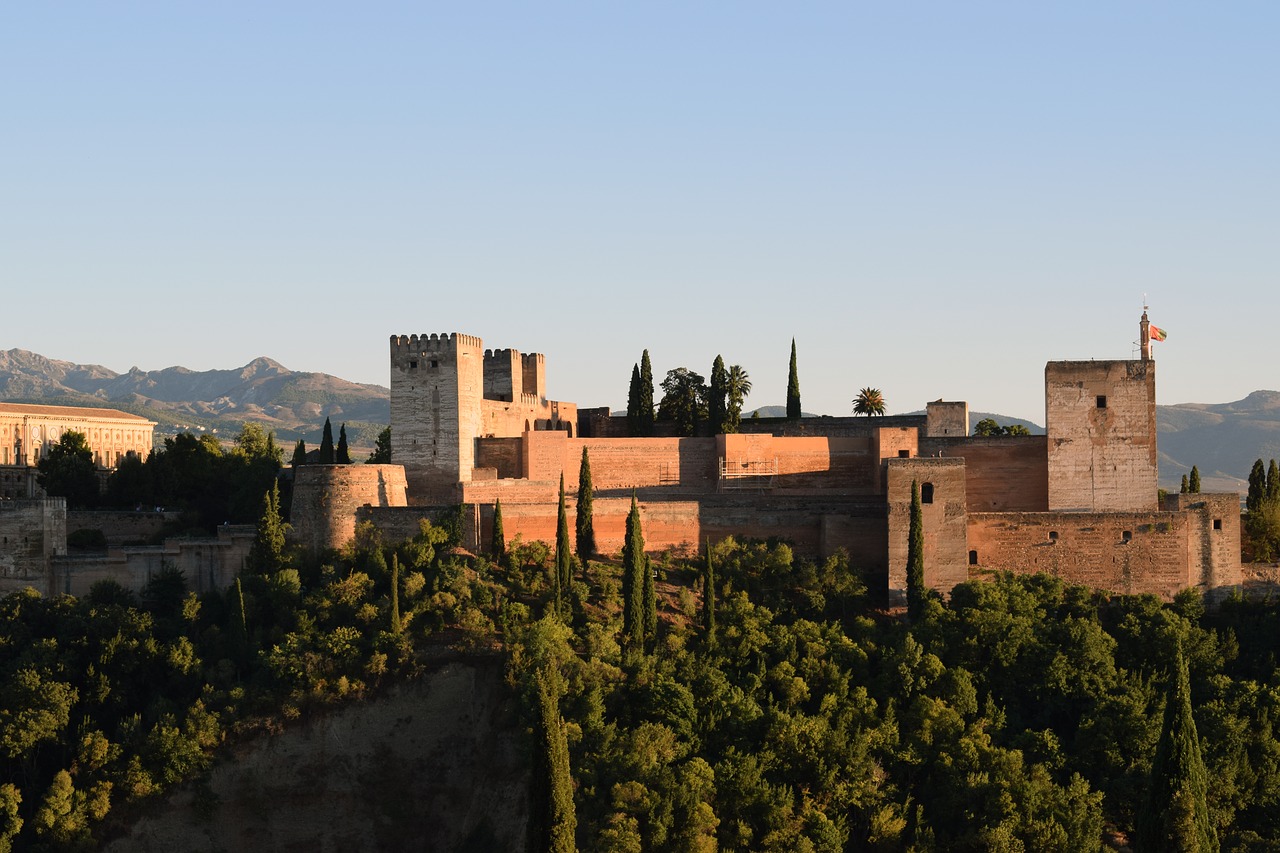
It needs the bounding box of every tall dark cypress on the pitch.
[1268,459,1280,502]
[249,480,286,574]
[1247,459,1267,513]
[626,363,642,436]
[1135,643,1217,852]
[575,448,595,561]
[555,473,572,615]
[906,479,926,622]
[319,417,335,464]
[642,553,656,651]
[786,338,801,420]
[529,667,577,853]
[492,498,506,563]
[336,424,351,464]
[291,439,307,467]
[702,539,716,647]
[1189,465,1201,494]
[390,553,402,635]
[1181,474,1190,495]
[638,350,655,437]
[622,494,645,652]
[709,355,728,434]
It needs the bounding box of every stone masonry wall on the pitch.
[1046,360,1158,512]
[290,465,409,553]
[885,458,968,599]
[920,436,1049,512]
[0,499,65,597]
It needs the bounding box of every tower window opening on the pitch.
[968,550,978,565]
[1122,530,1132,543]
[1213,519,1223,531]
[1097,395,1107,409]
[921,482,934,504]
[897,449,909,458]
[409,360,418,369]
[1049,530,1058,541]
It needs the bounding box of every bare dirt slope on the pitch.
[103,661,528,853]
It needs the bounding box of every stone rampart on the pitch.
[920,436,1048,512]
[291,465,409,553]
[886,459,968,599]
[66,509,170,545]
[0,499,66,597]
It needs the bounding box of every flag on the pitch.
[1150,325,1168,342]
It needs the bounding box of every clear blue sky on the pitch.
[4,3,1276,424]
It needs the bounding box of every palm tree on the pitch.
[853,387,886,417]
[725,365,752,433]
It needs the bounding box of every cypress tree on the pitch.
[1248,459,1267,513]
[702,539,716,646]
[1135,643,1217,852]
[555,473,572,615]
[492,499,506,563]
[626,363,642,436]
[231,576,250,669]
[529,666,577,853]
[709,355,728,434]
[319,417,335,464]
[336,424,351,464]
[1189,465,1201,494]
[622,494,645,652]
[388,553,401,635]
[786,338,801,419]
[291,439,307,467]
[642,553,656,651]
[906,479,926,622]
[638,350,655,437]
[1181,474,1189,495]
[249,480,287,574]
[1269,459,1280,502]
[575,448,595,561]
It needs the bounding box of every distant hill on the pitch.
[1156,391,1280,493]
[0,349,389,450]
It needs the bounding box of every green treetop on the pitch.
[248,480,288,574]
[367,426,391,464]
[854,387,887,417]
[658,367,708,437]
[575,448,595,560]
[336,424,351,464]
[638,350,655,436]
[1189,465,1201,494]
[786,338,801,419]
[622,495,646,653]
[907,479,926,622]
[709,355,728,434]
[36,429,98,508]
[291,439,307,467]
[318,418,335,464]
[555,473,572,616]
[725,364,752,434]
[492,498,506,563]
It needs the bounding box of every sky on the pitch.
[3,3,1277,425]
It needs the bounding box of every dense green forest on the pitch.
[8,437,1280,849]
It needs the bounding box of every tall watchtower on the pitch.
[1044,315,1158,512]
[389,333,486,502]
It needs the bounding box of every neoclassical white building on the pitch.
[0,403,156,498]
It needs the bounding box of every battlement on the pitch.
[390,332,485,357]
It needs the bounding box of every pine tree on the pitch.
[1248,459,1267,513]
[291,439,307,467]
[1181,474,1189,494]
[1189,465,1201,494]
[367,425,391,464]
[709,355,728,434]
[622,494,645,652]
[1268,459,1280,502]
[642,553,656,651]
[638,350,655,437]
[319,417,335,464]
[555,473,572,615]
[248,480,287,574]
[336,424,351,464]
[702,539,716,647]
[492,499,506,563]
[1135,643,1217,852]
[575,448,595,561]
[529,666,577,853]
[390,553,401,635]
[626,363,642,437]
[786,338,801,419]
[906,479,926,622]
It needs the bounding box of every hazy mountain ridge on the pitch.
[0,348,389,448]
[3,349,1276,490]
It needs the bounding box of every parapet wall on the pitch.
[0,499,66,597]
[920,435,1048,512]
[886,458,969,599]
[290,465,409,553]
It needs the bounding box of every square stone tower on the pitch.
[390,333,485,502]
[1045,359,1157,512]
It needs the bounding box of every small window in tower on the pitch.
[409,360,418,369]
[968,550,978,565]
[921,483,934,504]
[1049,530,1058,541]
[897,449,909,458]
[1097,395,1107,409]
[431,360,439,369]
[1213,518,1223,531]
[1122,530,1132,543]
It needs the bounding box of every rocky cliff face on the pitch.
[101,661,529,853]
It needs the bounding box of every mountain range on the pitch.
[2,348,1275,492]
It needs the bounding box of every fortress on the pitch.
[293,312,1242,601]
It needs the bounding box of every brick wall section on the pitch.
[290,465,409,553]
[1046,360,1158,512]
[475,438,523,479]
[737,415,928,437]
[1162,492,1243,589]
[968,511,1197,598]
[482,349,521,401]
[920,436,1049,512]
[926,401,969,437]
[50,526,253,598]
[886,459,968,599]
[0,499,65,597]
